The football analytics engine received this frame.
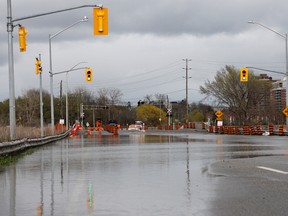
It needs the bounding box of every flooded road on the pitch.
[0,131,288,216]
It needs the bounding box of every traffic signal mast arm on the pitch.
[12,5,103,22]
[246,66,286,76]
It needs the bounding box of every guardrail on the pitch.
[0,130,70,156]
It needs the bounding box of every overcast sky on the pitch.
[1,0,288,106]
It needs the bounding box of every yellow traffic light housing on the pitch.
[35,59,42,75]
[93,8,108,35]
[240,68,248,82]
[18,26,28,52]
[85,68,93,82]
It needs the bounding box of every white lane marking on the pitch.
[257,166,288,175]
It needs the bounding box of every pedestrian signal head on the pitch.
[93,8,108,35]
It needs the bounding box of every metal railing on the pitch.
[0,130,70,156]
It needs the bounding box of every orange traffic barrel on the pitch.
[235,126,240,135]
[243,126,250,135]
[214,126,219,133]
[209,125,213,133]
[250,126,256,135]
[279,125,284,136]
[269,124,274,135]
[256,125,262,135]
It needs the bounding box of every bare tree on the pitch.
[94,88,108,106]
[16,89,40,126]
[154,93,166,104]
[144,94,153,104]
[200,65,272,125]
[108,88,123,105]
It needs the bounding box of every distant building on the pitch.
[271,78,286,112]
[257,74,286,124]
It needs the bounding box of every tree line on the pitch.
[0,65,285,128]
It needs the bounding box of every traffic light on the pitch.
[18,26,28,52]
[85,68,93,82]
[93,8,108,35]
[35,58,42,75]
[240,68,249,82]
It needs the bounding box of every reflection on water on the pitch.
[0,133,287,215]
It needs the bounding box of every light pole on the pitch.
[248,21,288,127]
[65,62,88,130]
[49,16,88,134]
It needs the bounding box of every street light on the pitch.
[248,21,288,127]
[65,62,88,130]
[49,16,88,134]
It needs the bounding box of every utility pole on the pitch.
[183,59,191,124]
[60,80,63,119]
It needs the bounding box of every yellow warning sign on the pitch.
[282,106,288,117]
[215,110,223,118]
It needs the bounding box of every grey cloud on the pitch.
[4,0,288,41]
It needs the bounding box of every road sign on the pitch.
[167,108,172,115]
[215,110,223,118]
[217,121,223,127]
[283,106,288,117]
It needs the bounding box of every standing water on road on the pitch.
[0,131,287,216]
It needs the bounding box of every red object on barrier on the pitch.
[71,123,80,136]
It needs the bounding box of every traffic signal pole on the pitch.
[6,0,103,139]
[38,54,44,137]
[7,0,16,140]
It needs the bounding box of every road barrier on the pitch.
[269,125,274,135]
[235,126,240,135]
[206,123,287,136]
[243,126,250,135]
[0,130,70,156]
[256,125,262,135]
[279,125,284,136]
[250,126,256,135]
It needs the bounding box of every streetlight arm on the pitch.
[50,17,88,39]
[53,67,88,75]
[248,21,286,39]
